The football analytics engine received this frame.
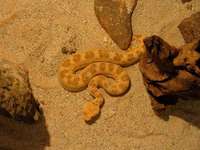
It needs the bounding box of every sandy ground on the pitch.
[0,0,200,150]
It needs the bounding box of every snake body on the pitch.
[58,36,145,122]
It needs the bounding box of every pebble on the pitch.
[61,46,76,55]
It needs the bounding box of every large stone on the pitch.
[0,59,42,122]
[178,12,200,43]
[94,0,138,50]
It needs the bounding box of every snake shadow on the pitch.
[0,114,50,150]
[153,96,200,129]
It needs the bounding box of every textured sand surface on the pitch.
[0,0,200,150]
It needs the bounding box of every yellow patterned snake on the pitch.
[58,35,145,122]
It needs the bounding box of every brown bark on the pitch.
[139,35,200,112]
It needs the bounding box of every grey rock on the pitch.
[94,0,138,50]
[0,59,41,123]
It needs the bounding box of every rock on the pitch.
[61,46,76,55]
[62,35,77,55]
[139,35,200,111]
[178,12,200,43]
[181,0,192,3]
[0,59,42,122]
[94,0,138,50]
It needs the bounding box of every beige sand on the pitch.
[0,0,200,150]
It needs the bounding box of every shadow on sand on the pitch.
[0,115,50,150]
[155,97,200,129]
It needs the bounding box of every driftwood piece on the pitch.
[139,35,200,112]
[0,59,42,122]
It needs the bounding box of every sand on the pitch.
[0,0,200,150]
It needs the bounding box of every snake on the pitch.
[58,35,145,122]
